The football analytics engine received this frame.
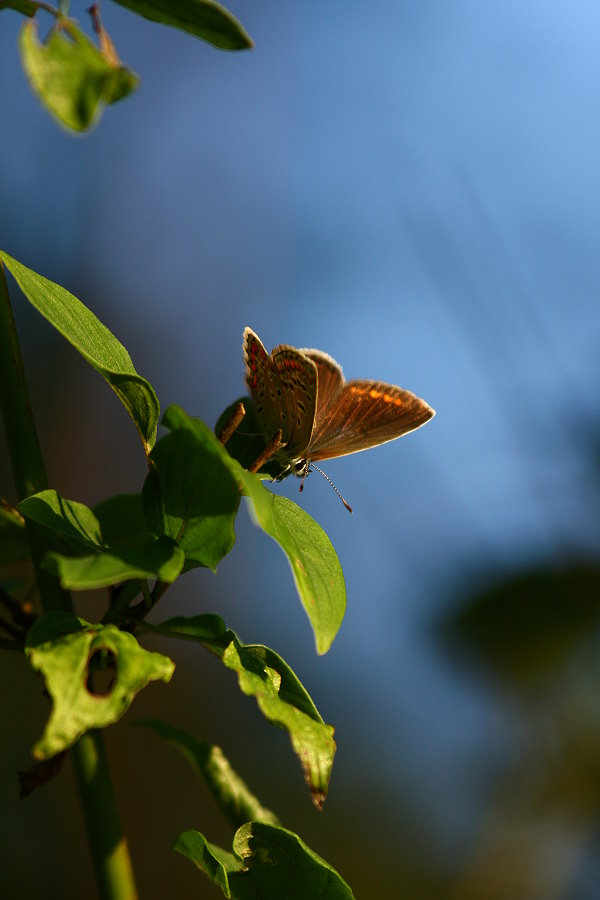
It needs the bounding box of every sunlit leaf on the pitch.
[19,490,184,588]
[175,823,355,899]
[45,541,183,589]
[19,491,104,549]
[165,405,346,654]
[25,612,174,759]
[143,615,336,807]
[0,252,159,453]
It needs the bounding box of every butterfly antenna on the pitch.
[300,464,352,513]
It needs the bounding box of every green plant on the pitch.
[1,3,355,897]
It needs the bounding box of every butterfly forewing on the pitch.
[271,345,318,456]
[244,328,291,443]
[306,379,435,461]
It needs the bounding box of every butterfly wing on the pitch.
[305,379,435,461]
[301,349,345,434]
[243,327,291,443]
[270,344,318,456]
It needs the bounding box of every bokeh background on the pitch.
[2,2,600,897]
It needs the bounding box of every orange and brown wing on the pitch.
[301,349,345,435]
[270,344,318,456]
[306,379,435,461]
[243,327,287,441]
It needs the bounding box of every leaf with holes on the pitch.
[175,823,355,899]
[25,612,174,759]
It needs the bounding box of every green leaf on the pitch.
[45,540,183,589]
[143,420,240,571]
[135,719,280,828]
[18,18,139,132]
[93,493,153,548]
[0,252,159,453]
[176,831,240,895]
[166,405,346,655]
[19,489,184,588]
[175,823,355,899]
[25,612,174,759]
[112,0,253,51]
[0,503,29,563]
[0,0,37,15]
[19,491,104,549]
[246,492,345,656]
[143,615,336,808]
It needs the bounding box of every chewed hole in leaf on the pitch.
[86,646,117,696]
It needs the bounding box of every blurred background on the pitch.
[1,2,599,897]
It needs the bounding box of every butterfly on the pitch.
[242,327,435,506]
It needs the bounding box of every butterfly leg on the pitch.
[216,401,246,445]
[248,429,284,474]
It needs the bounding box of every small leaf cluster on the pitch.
[2,0,253,132]
[0,252,353,898]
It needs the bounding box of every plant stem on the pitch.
[0,261,48,501]
[0,261,138,899]
[72,732,139,900]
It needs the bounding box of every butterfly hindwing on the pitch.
[301,349,345,434]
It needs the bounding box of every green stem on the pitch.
[72,733,139,900]
[0,260,48,501]
[0,261,138,899]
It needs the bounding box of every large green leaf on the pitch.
[135,719,280,828]
[165,405,346,654]
[0,252,159,453]
[111,0,253,51]
[175,823,355,899]
[18,18,139,132]
[19,491,104,548]
[18,490,184,589]
[25,612,174,759]
[143,615,336,808]
[143,423,240,571]
[93,493,153,547]
[44,542,183,590]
